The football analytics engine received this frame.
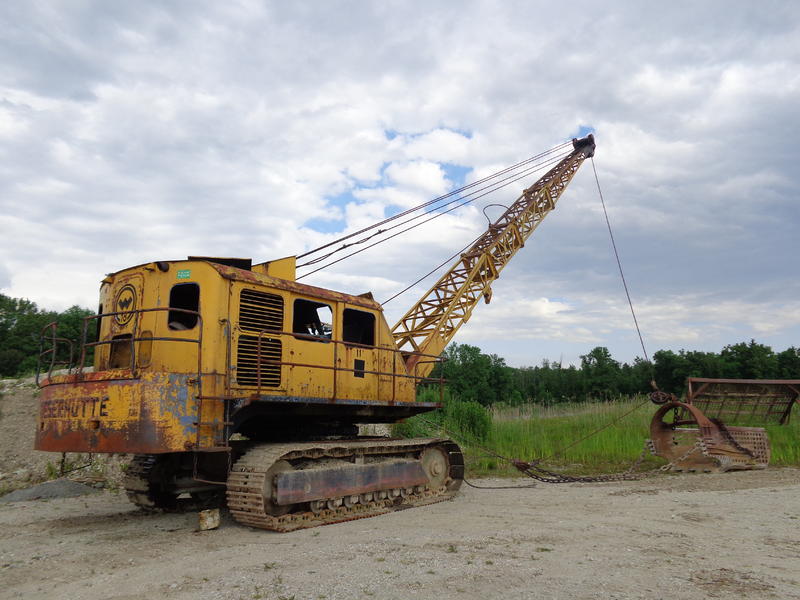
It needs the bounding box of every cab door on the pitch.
[338,307,378,402]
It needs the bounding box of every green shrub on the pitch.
[444,400,491,442]
[392,394,491,443]
[396,396,800,477]
[392,414,438,439]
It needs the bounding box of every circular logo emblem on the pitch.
[114,284,137,325]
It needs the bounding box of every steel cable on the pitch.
[418,157,664,483]
[591,157,650,364]
[296,141,573,263]
[296,152,569,279]
[297,151,569,270]
[381,234,483,306]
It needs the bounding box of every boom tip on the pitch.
[572,133,595,157]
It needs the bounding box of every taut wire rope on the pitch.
[591,157,650,364]
[296,151,569,280]
[296,141,572,262]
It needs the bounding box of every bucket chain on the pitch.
[511,439,703,484]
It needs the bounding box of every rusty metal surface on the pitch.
[210,261,383,310]
[685,377,800,425]
[649,401,770,472]
[274,459,428,505]
[35,372,203,454]
[34,253,454,467]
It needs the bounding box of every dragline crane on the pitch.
[34,134,596,530]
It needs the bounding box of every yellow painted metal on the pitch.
[391,135,595,377]
[252,256,296,280]
[38,257,418,453]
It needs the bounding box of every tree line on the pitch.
[0,294,94,377]
[434,341,800,405]
[2,292,799,401]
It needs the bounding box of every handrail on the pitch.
[251,328,446,403]
[37,307,204,387]
[36,322,75,386]
[39,310,447,408]
[77,306,203,376]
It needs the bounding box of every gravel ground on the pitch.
[0,382,53,490]
[1,468,798,600]
[0,479,99,503]
[0,383,128,494]
[2,380,798,599]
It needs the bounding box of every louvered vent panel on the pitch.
[236,335,281,387]
[239,289,283,332]
[237,289,283,387]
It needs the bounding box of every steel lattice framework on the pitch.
[391,135,595,377]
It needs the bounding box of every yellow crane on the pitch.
[35,134,595,530]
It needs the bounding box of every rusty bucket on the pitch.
[649,401,770,472]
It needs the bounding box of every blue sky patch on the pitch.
[304,189,354,233]
[304,216,347,233]
[442,163,472,189]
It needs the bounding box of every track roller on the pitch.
[226,438,463,531]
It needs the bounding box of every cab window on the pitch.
[168,283,199,330]
[292,299,332,340]
[342,309,375,346]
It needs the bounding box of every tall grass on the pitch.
[473,399,659,475]
[766,421,800,465]
[397,397,800,476]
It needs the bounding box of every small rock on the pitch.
[198,508,220,531]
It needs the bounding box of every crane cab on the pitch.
[35,256,438,455]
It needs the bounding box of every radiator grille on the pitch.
[236,335,281,387]
[239,289,283,332]
[237,289,283,387]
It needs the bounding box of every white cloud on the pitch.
[0,1,798,366]
[399,129,473,164]
[384,161,448,196]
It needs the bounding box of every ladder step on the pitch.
[193,421,233,426]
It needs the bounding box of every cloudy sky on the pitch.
[1,1,798,367]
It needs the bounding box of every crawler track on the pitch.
[124,455,164,511]
[124,454,225,512]
[226,438,463,531]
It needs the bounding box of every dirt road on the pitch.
[2,468,798,600]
